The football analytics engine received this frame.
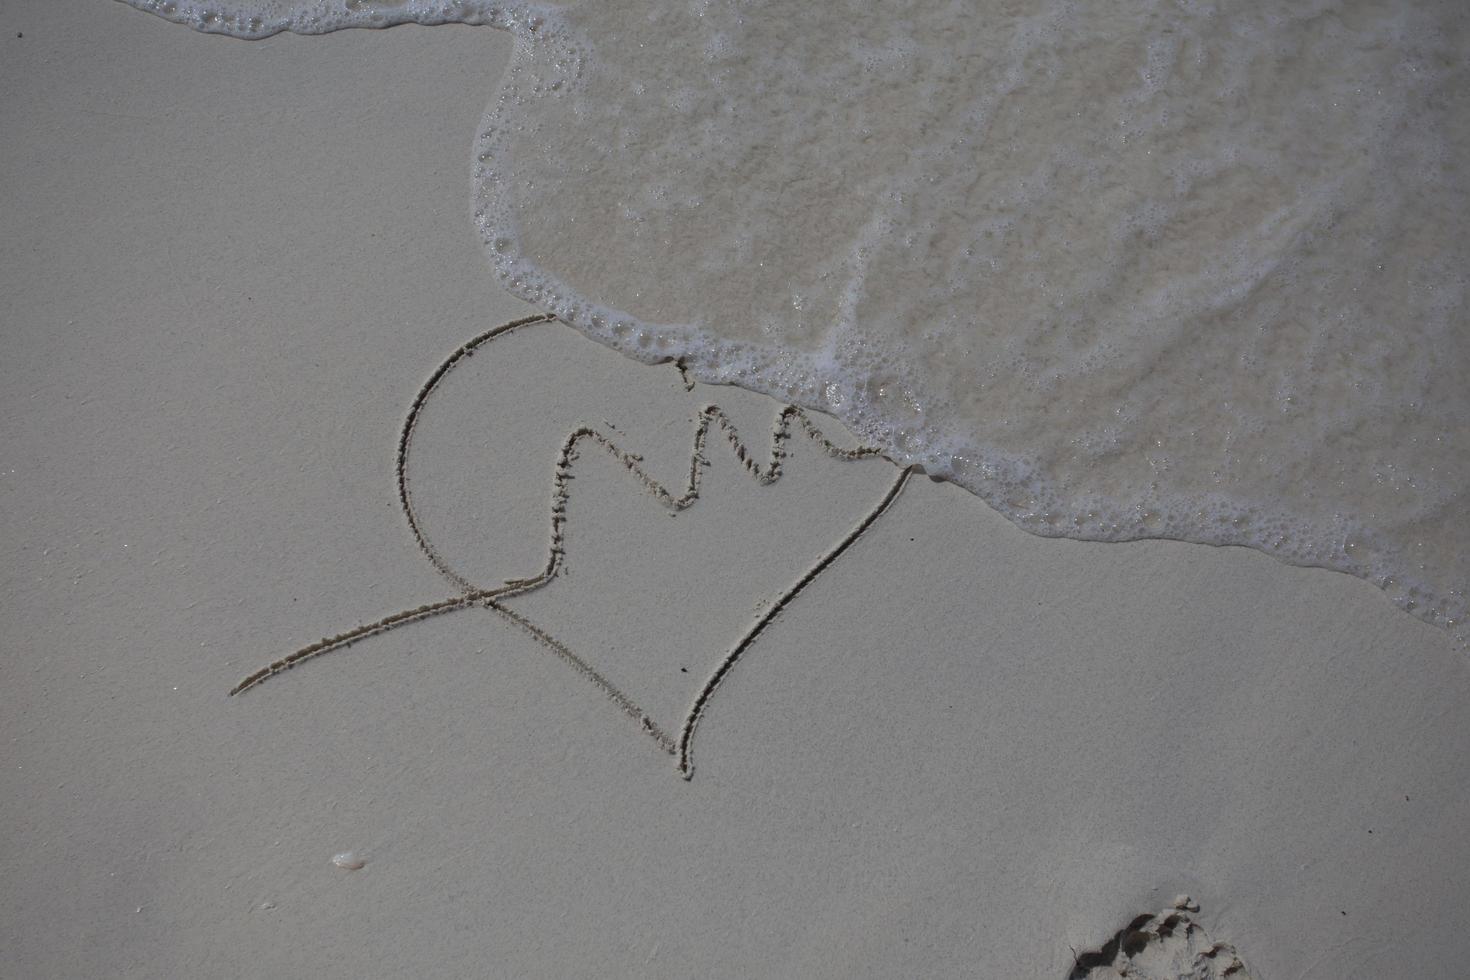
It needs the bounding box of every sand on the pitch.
[3,3,1469,977]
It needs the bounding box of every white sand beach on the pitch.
[3,3,1469,977]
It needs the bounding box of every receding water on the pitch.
[118,0,1469,638]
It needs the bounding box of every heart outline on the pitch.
[231,314,910,779]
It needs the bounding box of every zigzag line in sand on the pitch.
[229,314,910,778]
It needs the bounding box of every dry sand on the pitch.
[3,3,1469,977]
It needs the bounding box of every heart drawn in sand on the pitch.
[231,314,909,779]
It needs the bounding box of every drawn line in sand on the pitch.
[230,314,910,778]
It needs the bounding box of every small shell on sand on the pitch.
[331,851,366,871]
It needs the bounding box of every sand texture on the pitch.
[4,3,1470,977]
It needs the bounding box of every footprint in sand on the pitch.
[1067,898,1254,980]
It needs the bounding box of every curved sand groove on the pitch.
[231,315,909,777]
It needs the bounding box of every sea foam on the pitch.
[118,0,1469,638]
